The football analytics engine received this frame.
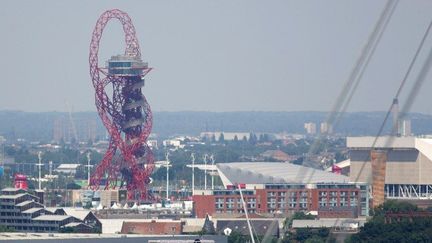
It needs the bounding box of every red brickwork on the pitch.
[371,150,387,208]
[121,221,183,235]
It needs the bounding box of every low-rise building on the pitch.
[0,188,100,233]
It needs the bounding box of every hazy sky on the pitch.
[1,0,432,113]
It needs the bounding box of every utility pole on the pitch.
[210,154,215,190]
[165,152,170,201]
[203,154,208,190]
[191,153,195,195]
[36,151,43,190]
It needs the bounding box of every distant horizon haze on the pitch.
[1,1,432,114]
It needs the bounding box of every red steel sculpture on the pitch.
[89,9,154,200]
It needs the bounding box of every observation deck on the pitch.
[107,55,148,76]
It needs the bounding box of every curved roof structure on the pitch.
[216,162,350,187]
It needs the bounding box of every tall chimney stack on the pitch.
[392,98,399,136]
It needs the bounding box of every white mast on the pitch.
[36,151,43,190]
[191,153,195,195]
[165,152,170,200]
[85,152,93,186]
[203,154,208,190]
[210,154,215,190]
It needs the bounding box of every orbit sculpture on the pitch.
[89,9,154,200]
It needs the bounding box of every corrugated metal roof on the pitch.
[217,162,350,186]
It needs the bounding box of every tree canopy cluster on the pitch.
[348,200,432,242]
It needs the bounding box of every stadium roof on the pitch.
[216,162,350,187]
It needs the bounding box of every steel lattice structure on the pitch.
[89,9,154,200]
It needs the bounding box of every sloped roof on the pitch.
[216,219,279,236]
[16,200,33,207]
[217,162,350,187]
[63,208,91,220]
[62,222,92,229]
[0,193,38,200]
[45,207,67,215]
[32,215,72,221]
[1,188,26,192]
[22,208,45,214]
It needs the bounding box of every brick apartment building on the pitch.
[193,162,369,218]
[194,183,368,218]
